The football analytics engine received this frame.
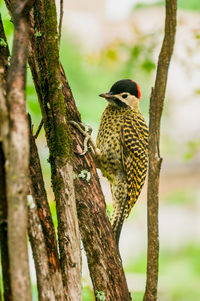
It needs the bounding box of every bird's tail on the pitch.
[111,196,129,246]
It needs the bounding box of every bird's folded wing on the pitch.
[120,115,148,216]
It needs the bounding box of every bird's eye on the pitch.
[122,94,128,99]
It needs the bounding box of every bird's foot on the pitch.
[69,120,97,155]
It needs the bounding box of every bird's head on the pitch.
[99,79,141,110]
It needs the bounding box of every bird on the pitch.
[95,79,149,245]
[69,79,148,246]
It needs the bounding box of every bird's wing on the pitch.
[120,114,148,217]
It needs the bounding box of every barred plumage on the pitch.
[96,79,148,245]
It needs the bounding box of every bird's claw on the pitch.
[69,120,95,155]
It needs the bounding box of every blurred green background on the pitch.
[1,0,200,300]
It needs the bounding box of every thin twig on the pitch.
[143,1,177,300]
[58,0,63,48]
[34,118,43,139]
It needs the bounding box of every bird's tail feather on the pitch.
[111,196,128,246]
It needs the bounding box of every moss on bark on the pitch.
[34,0,72,165]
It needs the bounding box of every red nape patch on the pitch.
[132,80,141,99]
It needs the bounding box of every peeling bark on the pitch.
[143,1,177,300]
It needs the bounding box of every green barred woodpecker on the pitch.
[71,79,148,246]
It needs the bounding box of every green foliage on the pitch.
[131,291,144,301]
[31,283,38,301]
[82,286,95,301]
[160,244,200,300]
[164,189,196,205]
[106,205,112,221]
[49,199,58,230]
[26,69,41,124]
[60,36,111,125]
[0,37,7,47]
[0,2,14,48]
[125,253,146,274]
[178,0,200,11]
[93,36,156,78]
[134,0,200,11]
[184,139,200,160]
[125,242,200,300]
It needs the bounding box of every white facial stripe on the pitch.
[114,93,139,108]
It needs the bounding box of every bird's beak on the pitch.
[99,92,113,99]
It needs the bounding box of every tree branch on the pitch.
[28,8,131,299]
[60,66,131,300]
[27,193,57,301]
[58,0,64,48]
[143,1,177,300]
[0,15,12,301]
[1,1,34,299]
[31,0,82,298]
[0,147,12,301]
[28,115,64,300]
[33,118,43,138]
[6,0,131,298]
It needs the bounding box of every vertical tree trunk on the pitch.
[27,193,57,301]
[4,1,132,299]
[1,1,34,300]
[60,67,131,300]
[0,15,12,301]
[0,146,12,301]
[28,116,64,301]
[30,0,82,299]
[143,1,177,300]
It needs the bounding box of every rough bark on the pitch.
[30,0,82,299]
[143,1,177,300]
[0,147,12,301]
[1,1,34,300]
[5,0,131,299]
[0,14,9,153]
[60,67,131,300]
[28,16,131,301]
[28,116,64,301]
[0,15,12,301]
[27,193,57,301]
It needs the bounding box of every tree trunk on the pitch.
[0,15,12,301]
[4,0,132,299]
[27,193,57,301]
[30,0,82,299]
[28,115,65,301]
[143,1,177,300]
[0,146,12,301]
[1,1,34,300]
[60,67,131,300]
